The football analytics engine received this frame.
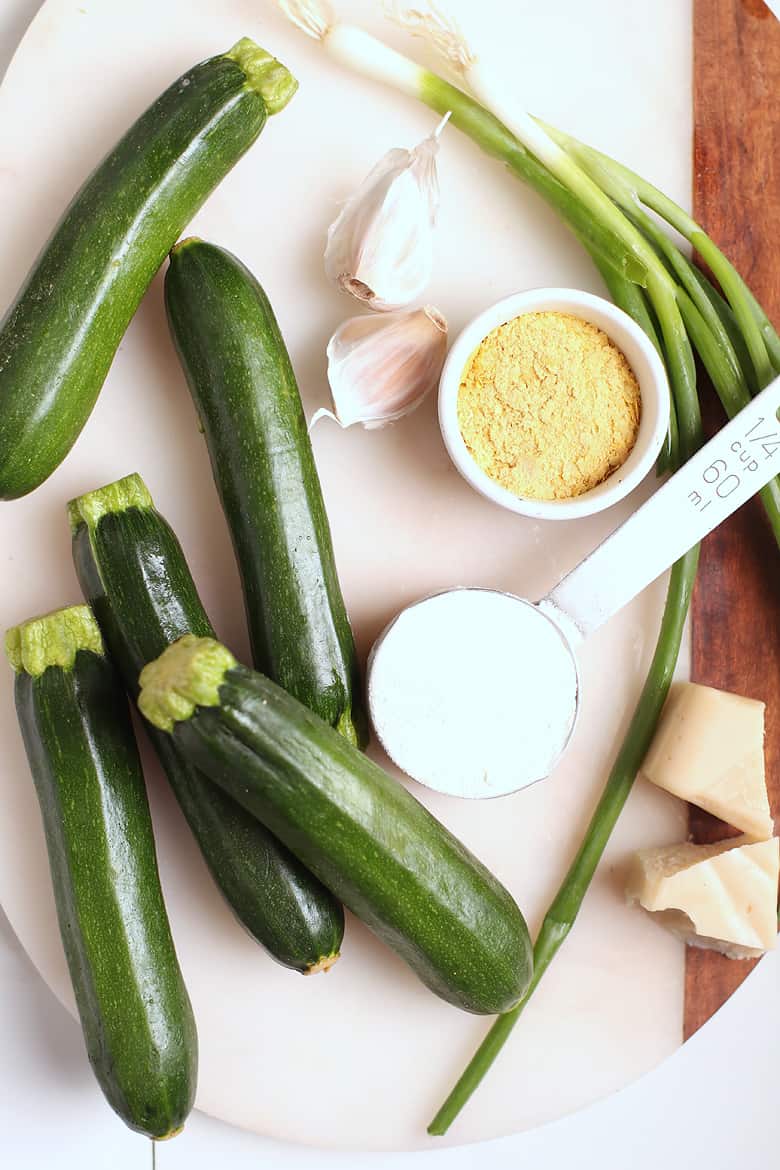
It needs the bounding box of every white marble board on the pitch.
[0,0,694,1152]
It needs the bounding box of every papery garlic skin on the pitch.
[325,306,448,428]
[324,118,448,311]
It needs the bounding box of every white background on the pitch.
[0,1,779,1167]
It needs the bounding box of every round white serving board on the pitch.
[0,0,695,1152]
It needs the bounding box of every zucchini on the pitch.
[5,606,197,1138]
[138,636,534,1015]
[69,474,343,974]
[0,40,297,499]
[164,240,366,746]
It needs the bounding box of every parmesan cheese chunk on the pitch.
[626,836,779,959]
[640,683,774,840]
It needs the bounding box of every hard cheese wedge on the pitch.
[640,682,774,840]
[626,836,780,958]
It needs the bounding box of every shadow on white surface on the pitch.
[4,893,776,1170]
[0,906,150,1169]
[156,943,780,1169]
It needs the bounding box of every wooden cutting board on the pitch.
[688,0,780,1039]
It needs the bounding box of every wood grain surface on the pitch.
[687,0,780,1040]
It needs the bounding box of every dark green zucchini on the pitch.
[0,39,296,499]
[138,636,533,1015]
[164,240,366,747]
[5,606,197,1138]
[69,474,343,974]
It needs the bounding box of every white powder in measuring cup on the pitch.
[367,589,579,798]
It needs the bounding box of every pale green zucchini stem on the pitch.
[6,605,104,675]
[138,636,237,733]
[67,472,153,533]
[226,38,298,112]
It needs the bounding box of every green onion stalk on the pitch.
[541,126,780,380]
[271,0,778,1134]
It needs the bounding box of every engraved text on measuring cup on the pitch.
[688,413,780,512]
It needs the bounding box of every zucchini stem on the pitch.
[138,636,238,733]
[226,38,299,113]
[68,472,153,533]
[6,605,104,676]
[304,952,340,975]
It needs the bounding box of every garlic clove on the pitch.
[325,306,448,429]
[324,116,449,312]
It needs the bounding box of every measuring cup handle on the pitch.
[538,374,780,639]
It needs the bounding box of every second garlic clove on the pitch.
[325,306,448,429]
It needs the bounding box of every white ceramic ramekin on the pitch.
[438,287,671,520]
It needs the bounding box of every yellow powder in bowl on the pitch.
[457,311,641,501]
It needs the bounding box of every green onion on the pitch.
[739,282,780,375]
[691,232,774,387]
[674,289,780,546]
[592,254,662,355]
[418,76,648,286]
[539,125,779,387]
[389,6,659,275]
[587,181,780,539]
[645,271,699,461]
[592,196,780,538]
[387,6,706,450]
[688,267,759,394]
[624,206,748,401]
[676,288,749,415]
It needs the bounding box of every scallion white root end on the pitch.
[271,0,335,41]
[273,0,425,98]
[386,1,476,74]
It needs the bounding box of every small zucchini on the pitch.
[0,40,297,499]
[5,606,197,1138]
[138,636,534,1016]
[164,240,366,746]
[69,474,343,974]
